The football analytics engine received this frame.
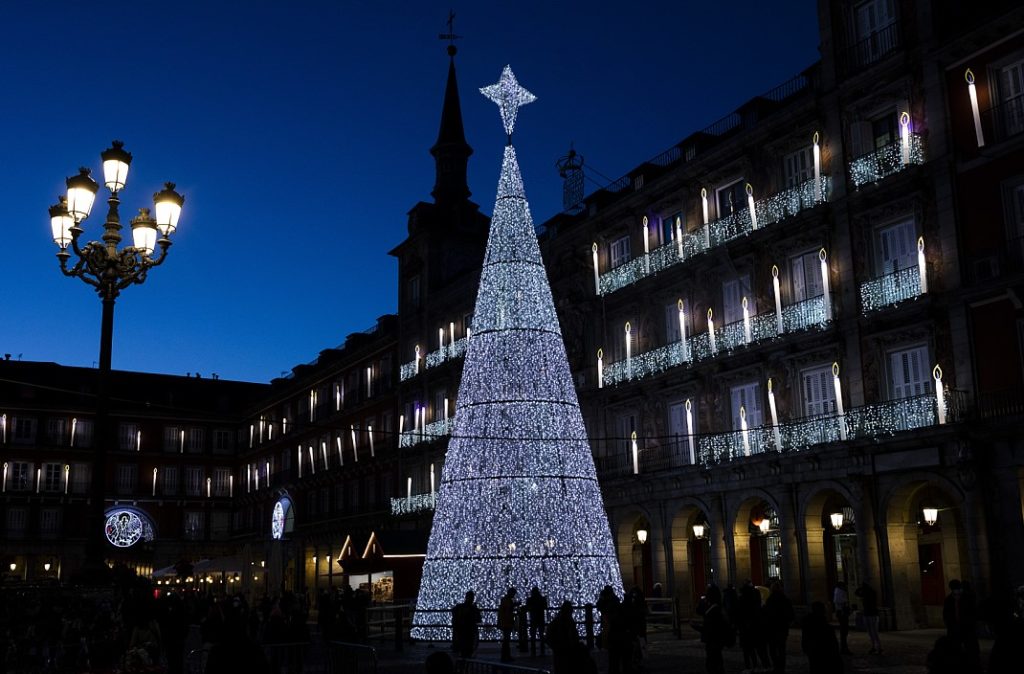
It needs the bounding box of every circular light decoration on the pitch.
[104,509,154,548]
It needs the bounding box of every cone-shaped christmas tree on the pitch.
[411,66,622,641]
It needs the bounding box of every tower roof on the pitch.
[430,46,473,204]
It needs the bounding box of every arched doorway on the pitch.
[669,505,714,617]
[803,488,860,604]
[734,497,783,587]
[885,479,968,627]
[629,516,654,595]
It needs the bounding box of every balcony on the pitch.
[597,177,831,296]
[390,492,437,516]
[399,337,469,382]
[848,134,925,188]
[980,94,1024,145]
[399,417,453,448]
[603,295,830,387]
[838,22,902,77]
[697,391,964,464]
[859,266,923,313]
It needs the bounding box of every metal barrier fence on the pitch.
[456,658,551,674]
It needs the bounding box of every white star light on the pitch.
[480,65,536,138]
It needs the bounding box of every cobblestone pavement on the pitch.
[369,628,993,673]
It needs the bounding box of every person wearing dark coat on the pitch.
[451,591,481,659]
[763,582,795,674]
[525,587,548,656]
[801,601,843,674]
[943,579,980,671]
[546,601,581,674]
[692,584,729,674]
[497,588,518,663]
[855,581,882,654]
[737,581,770,671]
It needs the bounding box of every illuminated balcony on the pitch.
[848,133,925,189]
[597,177,831,296]
[399,337,469,382]
[390,492,437,516]
[859,266,922,313]
[602,295,830,387]
[398,417,453,448]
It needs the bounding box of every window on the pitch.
[43,463,62,492]
[116,464,137,494]
[12,417,34,443]
[213,429,232,454]
[997,57,1024,137]
[47,418,67,445]
[119,423,139,451]
[784,146,814,188]
[186,428,204,453]
[790,250,825,302]
[871,111,899,150]
[163,466,179,495]
[665,302,682,343]
[210,512,230,541]
[213,468,230,496]
[164,426,181,453]
[40,508,60,536]
[722,274,752,325]
[185,466,203,496]
[889,345,932,399]
[716,179,746,219]
[801,366,838,417]
[464,312,474,335]
[71,463,90,494]
[407,274,421,308]
[6,508,27,535]
[8,461,30,491]
[184,511,204,540]
[74,419,94,447]
[434,389,447,422]
[614,412,636,455]
[610,235,631,269]
[667,399,696,462]
[1007,182,1024,241]
[662,212,682,243]
[875,217,917,275]
[730,383,764,430]
[854,0,897,61]
[320,487,330,514]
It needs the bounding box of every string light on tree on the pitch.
[411,65,621,641]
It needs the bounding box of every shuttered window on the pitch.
[730,383,763,430]
[876,218,917,276]
[889,345,931,398]
[801,366,837,417]
[790,250,824,302]
[722,275,752,324]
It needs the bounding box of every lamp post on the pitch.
[50,141,184,581]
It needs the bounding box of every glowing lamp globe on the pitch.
[153,182,184,235]
[130,208,158,256]
[636,528,648,544]
[830,512,844,531]
[758,518,771,535]
[100,140,132,192]
[65,168,99,223]
[49,197,74,249]
[44,562,51,572]
[692,523,705,539]
[922,507,939,526]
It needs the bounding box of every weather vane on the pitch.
[480,65,536,143]
[438,10,462,50]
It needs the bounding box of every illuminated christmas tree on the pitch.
[411,66,622,640]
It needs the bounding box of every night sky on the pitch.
[1,1,819,383]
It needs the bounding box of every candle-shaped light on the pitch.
[63,464,70,494]
[742,297,752,345]
[592,243,600,295]
[180,429,184,453]
[678,299,689,362]
[643,215,650,275]
[820,248,832,321]
[625,322,633,379]
[70,417,76,446]
[368,426,375,457]
[249,424,254,448]
[900,112,911,166]
[933,365,947,425]
[597,348,604,389]
[136,430,141,452]
[206,477,211,498]
[965,69,985,148]
[36,467,41,493]
[746,183,758,230]
[399,414,405,436]
[631,431,639,475]
[918,236,928,293]
[450,321,455,347]
[430,463,436,495]
[444,397,450,421]
[407,476,413,501]
[767,379,782,453]
[832,362,848,441]
[740,406,750,457]
[414,344,421,374]
[685,399,696,464]
[439,327,445,353]
[254,465,259,490]
[675,216,684,259]
[308,445,316,473]
[2,462,7,492]
[336,436,344,466]
[708,308,717,356]
[152,467,158,496]
[229,474,233,498]
[247,463,252,492]
[772,265,784,334]
[321,441,329,468]
[812,131,822,202]
[701,187,709,224]
[351,425,358,462]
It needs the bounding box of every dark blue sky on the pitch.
[2,1,819,383]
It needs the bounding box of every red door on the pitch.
[919,542,946,605]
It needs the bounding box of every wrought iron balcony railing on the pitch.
[398,417,454,448]
[980,94,1024,144]
[859,265,922,313]
[839,22,902,77]
[399,337,469,382]
[597,177,830,296]
[602,295,830,387]
[849,134,925,188]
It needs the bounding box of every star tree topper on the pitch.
[480,65,536,140]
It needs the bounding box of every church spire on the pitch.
[430,44,473,205]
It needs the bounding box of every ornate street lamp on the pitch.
[636,528,648,545]
[50,141,184,581]
[922,507,939,527]
[830,512,844,531]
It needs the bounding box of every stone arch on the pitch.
[730,489,785,588]
[881,473,967,628]
[614,505,656,595]
[799,481,862,605]
[667,497,717,617]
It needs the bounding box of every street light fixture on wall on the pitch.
[922,507,939,527]
[830,512,844,531]
[636,528,648,545]
[50,141,184,580]
[692,523,705,540]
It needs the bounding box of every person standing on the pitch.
[801,602,843,674]
[855,582,882,654]
[525,587,548,656]
[833,581,852,654]
[451,591,481,659]
[546,601,581,674]
[498,588,518,663]
[692,584,730,674]
[763,582,795,673]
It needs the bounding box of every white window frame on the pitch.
[185,466,203,496]
[11,461,30,491]
[783,146,814,188]
[40,508,61,535]
[874,216,918,276]
[118,423,139,451]
[888,344,932,399]
[801,365,838,417]
[722,274,752,325]
[43,463,63,492]
[610,235,631,269]
[789,249,825,303]
[730,382,764,430]
[716,177,745,220]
